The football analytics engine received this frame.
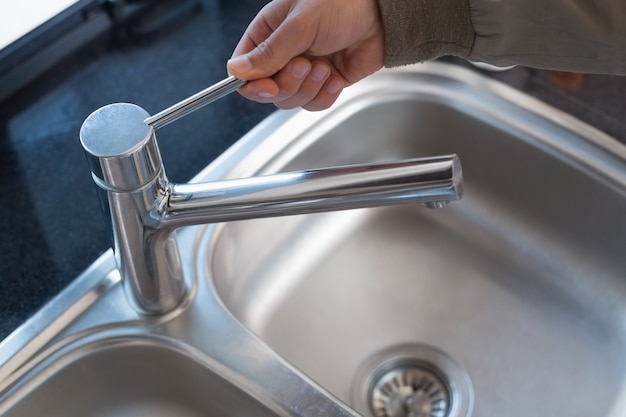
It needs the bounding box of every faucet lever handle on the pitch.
[144,76,246,130]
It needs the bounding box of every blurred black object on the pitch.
[0,0,202,102]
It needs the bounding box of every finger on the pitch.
[228,7,313,80]
[230,0,289,57]
[237,78,280,103]
[270,57,312,102]
[302,76,344,112]
[274,61,331,109]
[234,57,312,103]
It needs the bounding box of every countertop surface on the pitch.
[1,0,626,341]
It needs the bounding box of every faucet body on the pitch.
[80,103,463,314]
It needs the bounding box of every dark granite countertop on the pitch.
[1,0,626,341]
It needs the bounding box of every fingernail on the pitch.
[310,64,330,82]
[326,78,343,95]
[257,90,276,98]
[228,55,253,74]
[291,60,311,79]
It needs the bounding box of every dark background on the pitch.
[1,0,625,341]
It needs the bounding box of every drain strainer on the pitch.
[370,365,450,417]
[352,344,473,417]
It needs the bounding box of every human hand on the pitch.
[227,0,384,111]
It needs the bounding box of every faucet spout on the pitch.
[164,156,462,226]
[80,103,463,314]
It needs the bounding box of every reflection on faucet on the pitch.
[80,103,463,314]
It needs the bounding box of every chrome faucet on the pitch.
[80,99,463,315]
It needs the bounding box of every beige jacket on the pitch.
[376,0,626,74]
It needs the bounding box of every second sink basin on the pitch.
[1,337,280,417]
[203,64,626,417]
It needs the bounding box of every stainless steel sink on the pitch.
[2,338,279,417]
[0,236,359,417]
[2,62,626,417]
[203,64,626,417]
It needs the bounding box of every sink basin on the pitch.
[1,338,278,417]
[204,64,626,417]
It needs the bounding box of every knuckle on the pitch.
[255,40,276,62]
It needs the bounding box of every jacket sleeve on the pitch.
[375,0,474,67]
[376,0,626,75]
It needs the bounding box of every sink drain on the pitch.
[352,344,473,417]
[370,365,450,417]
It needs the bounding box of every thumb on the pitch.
[228,18,309,80]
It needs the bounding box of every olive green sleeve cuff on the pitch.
[376,0,475,67]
